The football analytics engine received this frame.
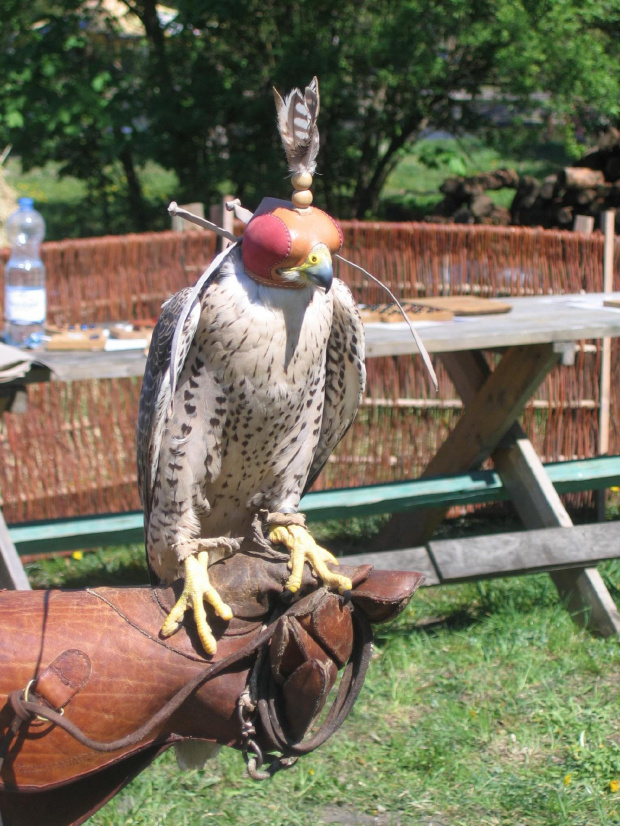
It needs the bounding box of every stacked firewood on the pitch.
[426,168,518,226]
[426,129,620,231]
[512,130,620,229]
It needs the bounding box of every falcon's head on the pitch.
[241,200,343,291]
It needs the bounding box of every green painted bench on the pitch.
[9,455,620,557]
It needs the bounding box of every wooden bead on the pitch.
[292,189,313,208]
[291,172,313,191]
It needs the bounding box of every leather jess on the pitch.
[0,549,423,826]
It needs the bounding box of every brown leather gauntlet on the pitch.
[0,550,423,826]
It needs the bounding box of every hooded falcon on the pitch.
[137,78,366,658]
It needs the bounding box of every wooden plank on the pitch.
[573,215,595,234]
[378,344,559,548]
[402,296,513,315]
[6,455,620,557]
[4,455,620,558]
[336,547,439,585]
[436,347,559,476]
[445,351,620,636]
[493,426,620,636]
[430,522,620,581]
[597,210,616,520]
[0,509,30,589]
[304,456,620,519]
[493,436,573,529]
[0,293,617,385]
[551,567,620,638]
[363,292,620,359]
[10,511,145,556]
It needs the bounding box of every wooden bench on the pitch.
[342,521,620,588]
[9,455,620,558]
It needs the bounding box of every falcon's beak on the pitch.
[301,244,333,292]
[278,243,333,292]
[305,259,333,291]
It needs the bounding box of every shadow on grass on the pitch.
[377,607,484,641]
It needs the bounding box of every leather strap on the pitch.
[29,650,92,711]
[256,609,373,756]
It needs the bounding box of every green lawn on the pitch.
[25,535,620,826]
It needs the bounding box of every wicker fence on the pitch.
[0,222,617,524]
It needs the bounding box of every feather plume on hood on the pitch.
[273,77,320,177]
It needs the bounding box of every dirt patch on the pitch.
[319,806,396,825]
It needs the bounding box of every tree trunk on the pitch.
[119,145,148,232]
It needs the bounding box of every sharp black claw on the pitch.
[280,588,294,604]
[342,589,352,603]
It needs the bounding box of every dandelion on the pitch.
[71,550,83,561]
[564,774,572,786]
[470,709,476,718]
[309,769,314,776]
[610,780,619,793]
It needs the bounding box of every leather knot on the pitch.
[9,690,33,723]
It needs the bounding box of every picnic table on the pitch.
[2,292,620,636]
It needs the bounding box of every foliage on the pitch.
[0,0,619,232]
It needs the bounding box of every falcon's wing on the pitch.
[304,279,366,494]
[137,243,238,522]
[137,286,197,521]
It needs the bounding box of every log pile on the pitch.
[426,129,620,231]
[511,130,620,230]
[426,168,518,226]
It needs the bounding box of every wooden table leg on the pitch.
[415,348,620,637]
[0,391,31,589]
[0,509,30,590]
[379,343,560,548]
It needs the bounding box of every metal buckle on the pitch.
[23,679,64,723]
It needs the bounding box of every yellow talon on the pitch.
[161,553,232,655]
[269,524,352,595]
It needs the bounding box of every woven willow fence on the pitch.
[0,222,618,525]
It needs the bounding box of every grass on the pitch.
[24,517,620,826]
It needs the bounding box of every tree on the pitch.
[1,0,619,228]
[0,0,154,231]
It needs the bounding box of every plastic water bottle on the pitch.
[4,197,46,348]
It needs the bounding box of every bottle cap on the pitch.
[18,197,34,209]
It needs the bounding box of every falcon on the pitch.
[137,78,366,658]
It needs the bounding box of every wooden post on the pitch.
[209,196,235,251]
[172,203,205,232]
[573,214,595,234]
[0,509,30,589]
[597,210,616,520]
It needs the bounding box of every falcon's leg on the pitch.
[268,521,352,596]
[160,538,238,655]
